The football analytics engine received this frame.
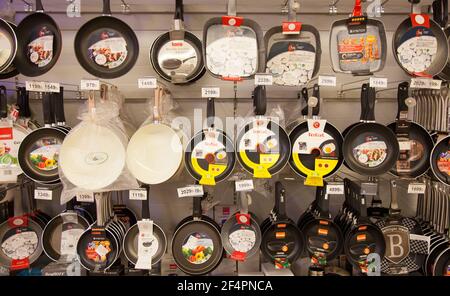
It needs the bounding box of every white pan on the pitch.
[126,87,184,185]
[59,92,126,190]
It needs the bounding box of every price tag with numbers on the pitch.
[201,87,220,98]
[369,77,388,88]
[76,192,94,203]
[80,80,100,91]
[25,81,45,92]
[129,189,148,200]
[177,185,204,198]
[34,189,52,201]
[235,180,254,192]
[408,183,426,194]
[44,82,60,93]
[254,73,273,86]
[318,75,337,87]
[138,77,157,89]
[410,78,442,90]
[326,183,344,195]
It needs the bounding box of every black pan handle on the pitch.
[0,86,7,119]
[253,85,267,116]
[396,82,410,120]
[359,195,369,219]
[389,180,401,214]
[16,87,24,116]
[317,182,330,217]
[142,186,150,219]
[193,195,202,219]
[175,0,184,21]
[360,83,369,121]
[102,0,112,16]
[36,0,44,11]
[365,86,376,122]
[311,84,320,117]
[274,181,287,218]
[300,88,308,117]
[54,87,66,124]
[23,89,32,118]
[66,197,75,211]
[206,97,215,129]
[42,93,53,126]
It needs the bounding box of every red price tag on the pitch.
[282,22,302,34]
[11,258,30,271]
[0,127,13,140]
[230,251,247,261]
[410,14,430,28]
[222,16,243,27]
[236,213,251,225]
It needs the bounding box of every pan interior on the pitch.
[123,223,166,265]
[0,20,16,72]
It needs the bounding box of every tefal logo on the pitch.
[313,121,321,129]
[171,42,183,47]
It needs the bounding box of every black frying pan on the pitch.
[343,85,400,176]
[387,82,434,179]
[150,0,205,84]
[74,0,139,79]
[15,0,62,77]
[0,18,17,73]
[430,135,450,185]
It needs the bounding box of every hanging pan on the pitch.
[393,0,448,77]
[235,86,290,178]
[329,0,387,75]
[185,97,235,186]
[288,84,343,186]
[436,0,450,80]
[150,0,205,84]
[343,85,400,176]
[203,0,265,81]
[264,0,321,86]
[15,0,62,77]
[387,82,434,179]
[0,17,17,74]
[74,0,139,79]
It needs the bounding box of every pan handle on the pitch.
[311,84,320,117]
[175,0,184,21]
[102,0,112,16]
[300,87,309,117]
[317,183,331,218]
[0,86,7,119]
[287,0,296,22]
[253,85,267,116]
[396,82,410,120]
[153,87,162,122]
[274,181,288,219]
[227,0,237,17]
[192,195,202,219]
[54,87,66,125]
[42,92,53,127]
[206,97,215,129]
[36,0,44,12]
[352,0,363,17]
[389,180,401,214]
[365,86,376,122]
[360,83,369,121]
[142,186,150,219]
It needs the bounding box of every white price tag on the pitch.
[25,81,45,92]
[428,79,442,90]
[44,82,60,93]
[369,77,388,88]
[76,192,94,203]
[235,180,254,192]
[254,73,273,86]
[138,77,157,89]
[408,183,426,194]
[399,141,412,150]
[80,80,100,91]
[201,87,220,98]
[410,78,442,90]
[318,75,337,87]
[129,189,148,201]
[326,183,344,195]
[177,185,204,198]
[34,189,52,201]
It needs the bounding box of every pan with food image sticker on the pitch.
[430,135,450,186]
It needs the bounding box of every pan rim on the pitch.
[0,18,17,73]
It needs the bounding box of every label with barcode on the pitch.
[326,183,344,195]
[201,87,220,98]
[138,77,157,89]
[318,75,337,87]
[129,189,148,200]
[235,180,254,192]
[76,192,94,203]
[369,77,388,88]
[177,185,204,198]
[80,80,100,91]
[25,81,45,92]
[34,189,52,201]
[408,183,426,194]
[254,73,273,86]
[410,78,442,90]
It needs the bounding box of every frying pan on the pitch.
[343,179,385,273]
[15,0,62,77]
[77,193,119,271]
[150,0,205,84]
[393,1,449,77]
[41,198,89,262]
[172,195,223,275]
[387,82,434,179]
[260,182,304,268]
[203,0,265,80]
[0,17,17,73]
[127,87,185,185]
[18,92,66,184]
[235,86,290,178]
[288,84,343,184]
[264,0,321,86]
[123,186,167,269]
[221,192,261,261]
[185,97,235,186]
[430,135,450,185]
[74,0,139,79]
[433,0,450,80]
[343,85,400,176]
[329,0,387,75]
[112,191,137,230]
[301,184,343,263]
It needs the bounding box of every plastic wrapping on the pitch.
[59,92,138,204]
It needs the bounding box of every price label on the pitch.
[428,79,442,90]
[138,77,157,89]
[410,78,442,90]
[34,189,52,201]
[177,185,204,198]
[326,183,344,195]
[369,77,388,88]
[408,183,426,194]
[80,80,100,91]
[254,73,273,86]
[129,189,148,200]
[25,81,45,92]
[318,75,337,87]
[235,180,254,192]
[44,82,60,93]
[201,87,220,98]
[76,192,94,203]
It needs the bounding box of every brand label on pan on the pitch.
[369,77,388,88]
[80,80,100,91]
[26,81,60,93]
[326,183,344,195]
[235,180,254,192]
[318,75,336,87]
[76,192,94,203]
[177,185,204,198]
[138,77,157,89]
[129,189,147,200]
[407,183,426,194]
[254,73,273,86]
[410,78,442,90]
[34,189,52,200]
[201,87,220,98]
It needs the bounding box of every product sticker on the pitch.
[352,140,387,167]
[1,230,38,260]
[229,228,256,253]
[0,125,26,179]
[88,31,128,69]
[182,233,214,265]
[85,240,111,263]
[135,220,158,270]
[60,228,84,256]
[27,27,54,67]
[29,142,60,171]
[157,40,198,78]
[437,150,450,175]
